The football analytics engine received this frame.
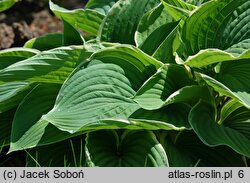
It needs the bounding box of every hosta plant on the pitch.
[0,0,250,167]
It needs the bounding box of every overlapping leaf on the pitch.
[0,48,39,69]
[62,19,84,46]
[24,33,63,51]
[49,0,104,36]
[41,46,162,133]
[129,103,191,130]
[0,46,92,84]
[9,84,73,152]
[85,0,118,15]
[219,100,250,125]
[98,0,160,44]
[162,0,196,11]
[182,0,210,6]
[163,130,246,166]
[0,82,32,112]
[225,39,250,56]
[161,0,193,21]
[0,108,16,148]
[135,4,174,47]
[135,4,181,62]
[198,57,250,109]
[85,130,168,167]
[182,0,250,56]
[189,100,250,157]
[134,64,199,110]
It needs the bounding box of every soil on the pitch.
[0,0,86,49]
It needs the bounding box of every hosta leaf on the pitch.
[134,64,197,110]
[218,100,244,124]
[189,100,250,157]
[151,21,181,63]
[24,33,63,51]
[9,84,73,152]
[85,130,168,167]
[185,49,250,68]
[98,0,160,44]
[0,48,39,69]
[135,4,181,62]
[84,40,120,52]
[199,58,250,109]
[85,0,118,15]
[26,135,86,167]
[163,130,246,166]
[129,103,191,130]
[0,108,16,148]
[182,0,250,56]
[201,73,250,109]
[225,39,250,56]
[219,100,250,142]
[0,46,92,84]
[182,0,210,6]
[62,19,84,46]
[41,45,162,133]
[219,100,250,126]
[135,4,173,47]
[162,0,196,11]
[49,0,104,36]
[0,82,32,113]
[0,0,17,12]
[161,0,190,21]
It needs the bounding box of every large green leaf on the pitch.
[134,64,197,110]
[135,4,173,47]
[162,0,196,11]
[85,0,118,15]
[162,130,246,166]
[135,4,181,62]
[185,49,250,68]
[0,82,32,113]
[41,46,162,133]
[199,58,250,109]
[0,48,39,69]
[0,46,92,84]
[219,100,250,125]
[182,0,250,56]
[225,39,250,56]
[219,100,250,141]
[85,130,168,167]
[24,33,63,51]
[182,0,210,6]
[129,103,191,130]
[0,0,17,12]
[9,84,73,153]
[62,19,84,46]
[98,0,160,44]
[151,21,181,63]
[0,108,16,148]
[161,0,194,22]
[189,100,250,157]
[26,135,86,167]
[49,0,104,36]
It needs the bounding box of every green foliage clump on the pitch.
[0,0,250,167]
